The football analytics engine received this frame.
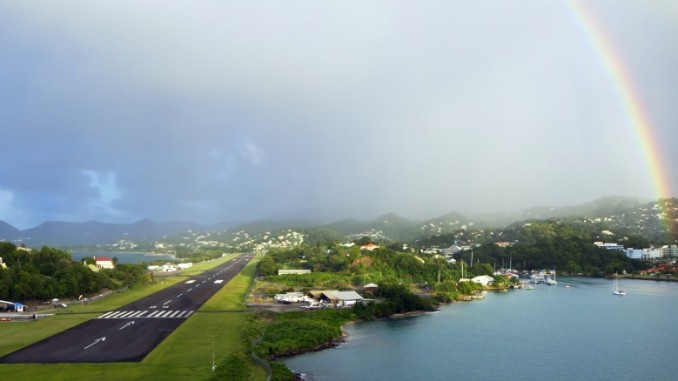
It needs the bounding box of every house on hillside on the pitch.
[440,245,461,255]
[93,256,114,269]
[362,283,378,294]
[360,243,380,251]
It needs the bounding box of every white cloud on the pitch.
[240,142,264,166]
[0,1,674,225]
[81,170,123,217]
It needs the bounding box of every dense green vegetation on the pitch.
[353,283,436,319]
[0,243,152,301]
[423,220,646,276]
[263,244,492,287]
[250,309,355,359]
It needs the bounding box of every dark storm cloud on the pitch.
[0,1,676,229]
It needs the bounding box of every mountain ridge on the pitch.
[0,196,675,247]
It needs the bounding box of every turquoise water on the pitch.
[71,251,175,264]
[283,278,678,381]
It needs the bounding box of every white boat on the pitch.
[545,276,557,286]
[612,275,626,296]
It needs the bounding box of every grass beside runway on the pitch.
[0,253,264,381]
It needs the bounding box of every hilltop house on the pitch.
[93,256,114,269]
[360,243,380,251]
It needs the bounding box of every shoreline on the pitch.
[271,275,677,378]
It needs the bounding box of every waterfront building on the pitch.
[594,242,624,251]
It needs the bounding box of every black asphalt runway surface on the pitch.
[0,253,254,363]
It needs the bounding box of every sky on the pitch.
[1,1,677,230]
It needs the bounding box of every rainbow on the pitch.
[566,0,672,201]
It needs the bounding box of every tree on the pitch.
[258,255,278,276]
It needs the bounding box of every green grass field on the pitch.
[0,253,265,381]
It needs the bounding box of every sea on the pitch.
[70,251,175,264]
[283,277,678,381]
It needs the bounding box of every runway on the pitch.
[0,253,254,363]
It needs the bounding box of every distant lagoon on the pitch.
[70,251,175,264]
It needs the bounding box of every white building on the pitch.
[624,249,645,260]
[160,263,176,272]
[594,242,624,251]
[624,247,670,260]
[278,269,311,275]
[471,275,494,286]
[93,256,114,269]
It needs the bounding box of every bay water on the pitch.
[283,277,678,381]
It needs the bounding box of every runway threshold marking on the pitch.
[97,310,194,319]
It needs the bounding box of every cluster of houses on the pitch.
[147,262,193,272]
[640,263,678,276]
[274,284,378,309]
[595,242,678,261]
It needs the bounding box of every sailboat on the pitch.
[612,274,626,296]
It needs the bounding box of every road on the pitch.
[0,253,254,363]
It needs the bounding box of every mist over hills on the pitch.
[0,196,675,247]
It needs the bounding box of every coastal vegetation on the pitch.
[0,243,153,301]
